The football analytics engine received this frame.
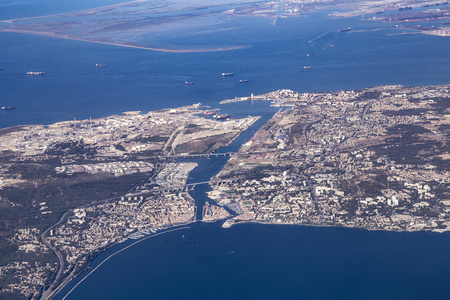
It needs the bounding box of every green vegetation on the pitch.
[130,135,168,143]
[175,133,235,154]
[355,91,380,101]
[0,126,26,137]
[45,140,97,158]
[382,108,429,116]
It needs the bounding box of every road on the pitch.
[330,100,374,155]
[40,210,71,300]
[40,195,122,300]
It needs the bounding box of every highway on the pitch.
[40,195,122,300]
[40,210,71,300]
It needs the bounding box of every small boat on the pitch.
[303,66,312,69]
[2,106,15,110]
[339,27,351,32]
[95,64,106,68]
[185,81,194,85]
[239,79,249,83]
[221,72,233,76]
[329,44,335,47]
[306,53,313,57]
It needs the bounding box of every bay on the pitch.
[57,222,450,300]
[1,6,449,129]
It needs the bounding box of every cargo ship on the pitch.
[95,64,106,68]
[239,79,249,83]
[203,110,216,116]
[185,81,194,85]
[339,27,351,32]
[2,106,15,110]
[303,66,312,69]
[215,114,230,120]
[221,72,233,76]
[27,71,45,75]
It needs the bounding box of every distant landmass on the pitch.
[1,0,449,52]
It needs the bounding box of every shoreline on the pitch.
[18,103,256,299]
[48,224,193,300]
[52,216,448,299]
[224,219,450,234]
[46,196,450,300]
[0,1,448,296]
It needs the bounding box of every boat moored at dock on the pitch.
[203,110,216,116]
[215,114,230,120]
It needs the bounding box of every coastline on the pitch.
[223,218,450,233]
[52,225,193,300]
[212,85,450,236]
[0,1,449,294]
[51,211,450,299]
[5,82,444,298]
[0,102,262,299]
[38,84,450,299]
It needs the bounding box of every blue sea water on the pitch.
[57,222,450,300]
[1,3,449,128]
[0,0,127,19]
[1,1,450,299]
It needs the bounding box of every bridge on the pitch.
[139,178,239,194]
[184,178,238,190]
[165,152,237,159]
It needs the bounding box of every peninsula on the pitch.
[213,85,450,232]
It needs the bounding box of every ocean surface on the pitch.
[1,2,449,129]
[56,222,450,300]
[1,0,450,299]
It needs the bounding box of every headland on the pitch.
[213,85,450,233]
